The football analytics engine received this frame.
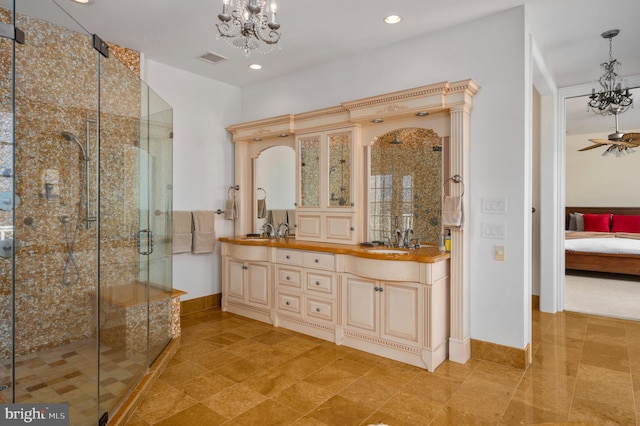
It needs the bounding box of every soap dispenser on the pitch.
[445,230,451,252]
[438,230,445,252]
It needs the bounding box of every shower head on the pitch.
[61,132,88,161]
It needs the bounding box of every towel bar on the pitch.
[443,174,464,196]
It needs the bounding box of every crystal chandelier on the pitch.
[216,0,281,56]
[587,29,633,116]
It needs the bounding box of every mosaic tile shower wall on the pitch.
[0,10,147,359]
[370,128,443,244]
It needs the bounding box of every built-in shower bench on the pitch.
[97,283,186,355]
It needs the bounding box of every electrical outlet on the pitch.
[495,245,505,261]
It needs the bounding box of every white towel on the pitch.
[172,211,192,254]
[224,197,237,220]
[286,209,296,233]
[270,209,287,227]
[191,211,216,254]
[442,195,463,228]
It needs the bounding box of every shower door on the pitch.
[98,46,173,421]
[0,2,173,424]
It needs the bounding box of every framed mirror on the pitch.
[369,128,444,245]
[254,145,296,233]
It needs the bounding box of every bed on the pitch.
[565,207,640,276]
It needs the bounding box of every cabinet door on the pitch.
[226,258,245,302]
[325,214,355,243]
[296,213,322,239]
[247,262,270,307]
[327,130,353,208]
[343,274,378,336]
[381,281,422,345]
[298,134,321,208]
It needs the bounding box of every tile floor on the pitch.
[125,307,640,425]
[0,338,146,425]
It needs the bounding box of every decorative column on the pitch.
[448,104,471,363]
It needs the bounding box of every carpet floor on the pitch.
[565,271,640,320]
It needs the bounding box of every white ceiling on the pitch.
[9,0,640,132]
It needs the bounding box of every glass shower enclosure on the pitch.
[0,1,174,424]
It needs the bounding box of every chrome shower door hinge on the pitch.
[0,23,25,44]
[92,33,109,58]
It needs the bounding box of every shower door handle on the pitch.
[137,229,154,255]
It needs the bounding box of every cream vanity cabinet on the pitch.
[343,275,422,347]
[341,255,449,372]
[221,243,271,322]
[296,127,359,244]
[273,248,339,341]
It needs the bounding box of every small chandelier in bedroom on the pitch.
[216,0,281,56]
[587,29,633,116]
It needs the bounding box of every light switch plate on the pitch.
[495,245,505,261]
[482,197,507,214]
[482,223,506,239]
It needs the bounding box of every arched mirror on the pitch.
[369,128,443,245]
[254,145,296,233]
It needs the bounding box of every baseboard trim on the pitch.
[180,294,221,315]
[471,339,532,369]
[532,294,540,310]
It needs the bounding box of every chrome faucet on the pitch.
[403,228,414,248]
[395,228,404,247]
[276,222,290,239]
[261,223,275,238]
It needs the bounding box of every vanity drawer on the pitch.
[303,252,334,271]
[305,271,335,297]
[276,249,303,266]
[276,266,302,289]
[276,292,302,316]
[305,296,336,323]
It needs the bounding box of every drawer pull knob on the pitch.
[316,307,321,312]
[286,276,291,280]
[286,301,290,306]
[379,287,384,292]
[314,259,319,263]
[286,255,290,259]
[315,281,320,285]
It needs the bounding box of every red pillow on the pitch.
[611,214,640,233]
[583,213,611,232]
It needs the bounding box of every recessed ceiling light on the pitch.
[249,64,262,70]
[72,0,90,3]
[384,15,402,24]
[371,118,384,123]
[279,133,288,137]
[415,111,429,116]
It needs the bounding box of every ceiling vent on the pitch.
[198,51,228,65]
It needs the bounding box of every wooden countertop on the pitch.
[218,237,450,263]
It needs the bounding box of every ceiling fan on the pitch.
[579,110,640,156]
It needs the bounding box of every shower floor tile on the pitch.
[0,337,148,425]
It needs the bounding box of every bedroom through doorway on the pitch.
[563,89,640,321]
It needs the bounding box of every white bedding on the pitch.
[565,237,640,255]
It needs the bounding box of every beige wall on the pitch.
[566,129,640,207]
